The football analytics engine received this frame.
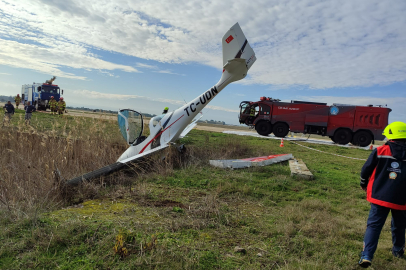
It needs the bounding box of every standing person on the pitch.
[2,101,15,126]
[49,96,57,115]
[14,94,21,109]
[24,101,36,125]
[358,121,406,268]
[247,106,256,124]
[57,97,66,115]
[162,107,169,114]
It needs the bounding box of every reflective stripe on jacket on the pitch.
[58,101,66,109]
[360,141,406,210]
[49,100,57,108]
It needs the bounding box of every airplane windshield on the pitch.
[150,114,165,128]
[117,109,143,145]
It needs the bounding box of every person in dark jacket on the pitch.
[2,101,15,126]
[358,121,406,268]
[24,101,36,125]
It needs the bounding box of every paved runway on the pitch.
[222,130,375,150]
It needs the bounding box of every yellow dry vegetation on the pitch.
[48,200,136,221]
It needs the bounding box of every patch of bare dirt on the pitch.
[153,199,186,208]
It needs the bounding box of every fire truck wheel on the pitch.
[273,122,289,138]
[352,131,372,147]
[333,129,352,145]
[256,121,272,136]
[329,136,336,143]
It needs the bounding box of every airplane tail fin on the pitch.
[222,23,256,72]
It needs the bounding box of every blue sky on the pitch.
[0,0,405,124]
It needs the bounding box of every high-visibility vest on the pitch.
[58,101,66,110]
[49,100,57,108]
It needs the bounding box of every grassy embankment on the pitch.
[0,109,404,269]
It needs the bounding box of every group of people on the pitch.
[2,94,67,126]
[48,96,66,115]
[2,100,36,126]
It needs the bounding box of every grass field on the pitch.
[0,110,404,269]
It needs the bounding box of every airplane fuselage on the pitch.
[117,22,256,164]
[117,68,241,163]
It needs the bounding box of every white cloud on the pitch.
[71,90,141,100]
[153,70,185,76]
[0,39,139,80]
[135,63,158,69]
[0,0,405,89]
[0,72,11,75]
[135,63,185,75]
[0,81,20,96]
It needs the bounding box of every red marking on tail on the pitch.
[225,35,234,44]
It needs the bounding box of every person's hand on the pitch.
[361,186,367,192]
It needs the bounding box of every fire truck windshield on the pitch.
[41,85,60,94]
[239,102,250,114]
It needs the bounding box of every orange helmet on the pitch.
[60,97,64,100]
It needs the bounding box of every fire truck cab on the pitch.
[21,77,63,111]
[239,97,391,146]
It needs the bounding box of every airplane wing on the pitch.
[66,144,169,186]
[117,144,169,164]
[179,113,203,139]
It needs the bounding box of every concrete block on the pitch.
[289,159,314,180]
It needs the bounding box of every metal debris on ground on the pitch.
[289,159,314,180]
[210,154,293,169]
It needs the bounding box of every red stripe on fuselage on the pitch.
[139,115,185,153]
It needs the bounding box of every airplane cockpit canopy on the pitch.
[150,114,166,129]
[118,109,143,145]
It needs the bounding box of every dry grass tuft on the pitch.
[0,117,264,223]
[0,116,126,219]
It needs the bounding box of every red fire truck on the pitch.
[239,97,391,146]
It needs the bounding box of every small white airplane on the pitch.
[67,22,256,185]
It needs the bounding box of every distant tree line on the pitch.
[197,119,226,125]
[0,95,14,102]
[66,106,157,118]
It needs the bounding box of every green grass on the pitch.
[1,122,405,269]
[3,108,120,138]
